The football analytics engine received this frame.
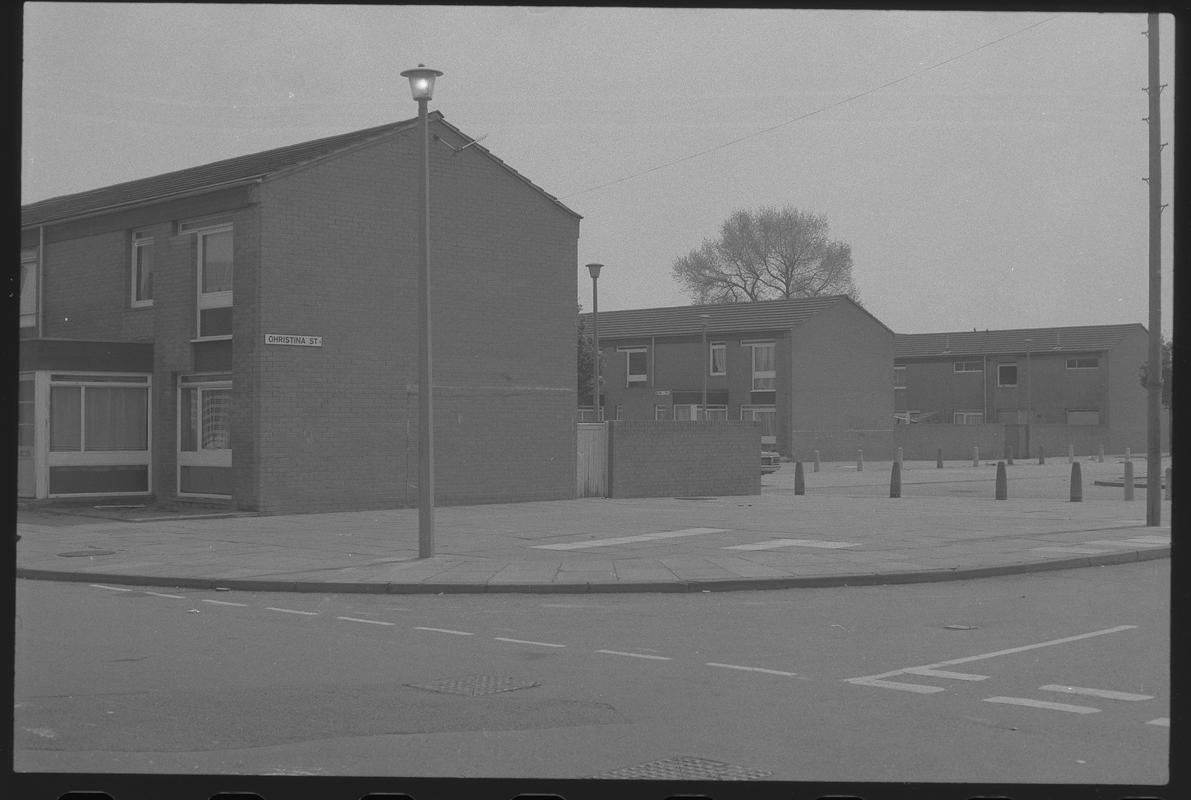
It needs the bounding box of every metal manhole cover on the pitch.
[58,550,117,557]
[405,674,540,696]
[587,755,772,780]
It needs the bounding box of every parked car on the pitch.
[761,451,782,474]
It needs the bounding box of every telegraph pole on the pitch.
[1144,13,1164,526]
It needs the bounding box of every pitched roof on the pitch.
[22,113,578,227]
[894,324,1144,359]
[580,295,854,339]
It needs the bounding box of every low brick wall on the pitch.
[606,420,760,498]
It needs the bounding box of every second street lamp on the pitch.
[400,63,443,559]
[587,263,603,422]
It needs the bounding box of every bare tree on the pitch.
[672,206,860,304]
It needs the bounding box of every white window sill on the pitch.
[191,336,232,343]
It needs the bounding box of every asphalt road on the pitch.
[15,561,1169,785]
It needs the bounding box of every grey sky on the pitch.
[22,5,1175,337]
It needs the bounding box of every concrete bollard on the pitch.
[890,461,902,498]
[1038,445,1045,466]
[995,461,1007,500]
[1068,443,1074,464]
[794,461,805,496]
[937,448,943,469]
[896,446,903,466]
[857,449,863,472]
[973,446,980,467]
[1124,460,1134,501]
[1166,467,1171,501]
[1070,461,1083,502]
[1098,444,1104,463]
[813,450,821,473]
[1125,447,1132,461]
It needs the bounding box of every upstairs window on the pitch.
[710,342,726,376]
[745,341,776,390]
[1066,357,1099,369]
[997,364,1018,387]
[181,220,233,338]
[20,252,37,328]
[894,364,906,389]
[621,347,648,385]
[953,361,983,373]
[131,231,154,307]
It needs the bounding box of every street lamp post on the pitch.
[1024,338,1032,460]
[586,264,603,422]
[699,314,710,421]
[400,64,442,559]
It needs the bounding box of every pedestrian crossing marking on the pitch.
[904,667,989,681]
[984,696,1101,714]
[724,538,858,551]
[1038,684,1153,701]
[533,527,726,550]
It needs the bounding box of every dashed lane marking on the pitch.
[1147,717,1170,727]
[723,538,858,550]
[414,626,475,636]
[847,677,946,694]
[532,528,726,550]
[1038,685,1154,701]
[493,637,567,648]
[201,599,248,607]
[984,696,1101,714]
[336,616,395,626]
[265,607,319,616]
[144,591,186,599]
[705,662,800,677]
[89,584,133,592]
[903,667,989,681]
[596,649,672,661]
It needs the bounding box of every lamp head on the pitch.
[400,64,443,101]
[586,263,604,279]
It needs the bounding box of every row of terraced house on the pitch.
[19,116,1168,512]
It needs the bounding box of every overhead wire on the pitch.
[560,14,1062,201]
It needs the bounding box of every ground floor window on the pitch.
[953,411,984,425]
[45,373,151,496]
[741,404,777,447]
[673,404,728,421]
[178,374,232,497]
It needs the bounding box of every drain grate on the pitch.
[405,674,540,697]
[587,755,772,780]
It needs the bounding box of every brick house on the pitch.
[579,296,894,458]
[19,113,582,512]
[894,324,1170,457]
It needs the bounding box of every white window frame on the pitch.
[740,403,778,446]
[953,361,983,373]
[186,221,233,341]
[1065,357,1099,370]
[673,403,728,422]
[894,364,906,389]
[20,250,38,329]
[177,374,232,498]
[620,346,648,385]
[131,231,154,307]
[709,342,726,376]
[953,410,984,425]
[743,340,776,391]
[997,363,1018,387]
[45,372,152,497]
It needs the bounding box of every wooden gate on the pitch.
[577,423,607,497]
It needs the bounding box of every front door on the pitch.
[17,375,34,496]
[177,375,232,498]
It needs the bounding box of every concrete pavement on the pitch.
[15,458,1172,594]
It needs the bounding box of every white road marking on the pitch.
[846,625,1138,691]
[983,696,1101,714]
[848,677,946,694]
[1039,685,1154,701]
[201,599,248,607]
[494,637,567,648]
[595,649,672,661]
[1147,717,1170,727]
[904,667,989,681]
[1086,539,1168,548]
[266,607,319,616]
[533,528,726,550]
[723,538,858,550]
[414,626,474,636]
[89,584,133,592]
[1030,546,1115,555]
[145,591,186,599]
[1124,535,1171,544]
[336,616,394,626]
[706,662,800,677]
